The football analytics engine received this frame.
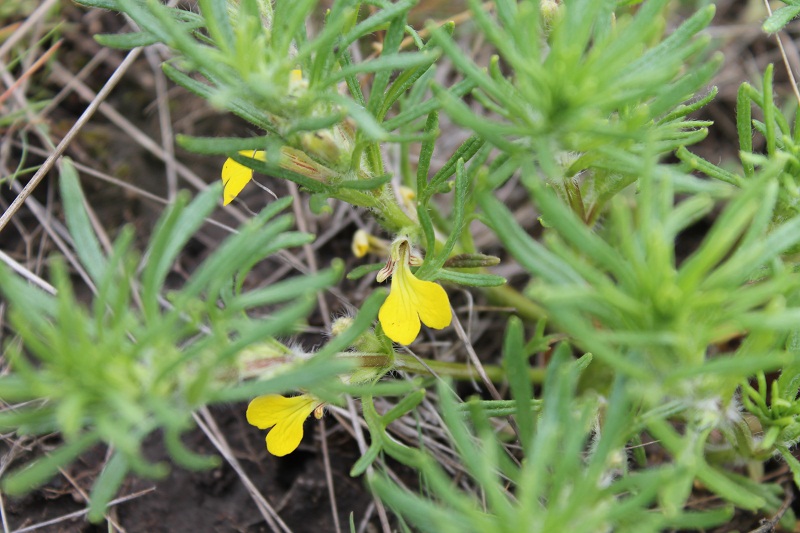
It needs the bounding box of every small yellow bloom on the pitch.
[378,238,451,345]
[352,229,370,258]
[351,229,390,258]
[398,185,416,211]
[289,68,304,85]
[221,146,335,206]
[222,150,266,206]
[246,394,324,456]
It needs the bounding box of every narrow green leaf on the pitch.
[347,262,384,281]
[777,445,800,490]
[3,433,98,495]
[162,63,277,134]
[164,427,220,471]
[142,187,223,321]
[434,269,506,287]
[696,464,766,510]
[95,31,159,49]
[337,0,417,56]
[335,174,393,191]
[321,52,440,88]
[675,146,742,187]
[383,77,477,131]
[198,0,235,53]
[736,83,755,178]
[87,452,129,522]
[73,0,119,8]
[417,205,436,256]
[424,136,484,202]
[176,134,272,154]
[417,112,439,198]
[231,262,342,311]
[764,64,777,157]
[349,441,382,477]
[503,317,532,450]
[443,253,500,268]
[478,193,583,285]
[59,158,107,284]
[418,158,468,278]
[763,5,800,33]
[381,389,426,425]
[429,23,515,117]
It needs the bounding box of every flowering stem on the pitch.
[394,353,545,384]
[344,352,544,383]
[484,284,546,322]
[361,151,544,322]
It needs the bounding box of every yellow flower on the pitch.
[220,69,341,206]
[378,238,451,345]
[221,146,335,206]
[289,68,304,87]
[246,394,324,456]
[398,185,417,212]
[352,229,370,258]
[222,150,266,206]
[351,229,390,258]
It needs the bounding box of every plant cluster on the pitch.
[4,0,800,530]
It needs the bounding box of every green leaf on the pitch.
[383,77,477,132]
[197,0,235,53]
[424,136,484,203]
[763,5,800,33]
[231,261,342,311]
[763,64,777,157]
[434,269,506,287]
[417,158,469,278]
[164,427,220,471]
[3,432,99,495]
[416,112,439,197]
[95,31,160,49]
[322,52,440,89]
[675,146,742,187]
[73,0,119,8]
[696,464,766,510]
[736,83,755,178]
[503,317,532,450]
[87,452,129,522]
[349,440,382,477]
[176,134,272,154]
[335,174,393,191]
[59,158,107,284]
[347,262,384,281]
[141,186,224,321]
[442,254,500,268]
[162,63,277,134]
[777,445,800,490]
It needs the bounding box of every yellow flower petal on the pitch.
[410,275,451,330]
[379,266,422,345]
[221,150,266,206]
[378,261,451,345]
[265,414,306,456]
[246,394,318,456]
[352,229,370,258]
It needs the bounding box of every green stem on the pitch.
[394,353,545,384]
[485,284,546,322]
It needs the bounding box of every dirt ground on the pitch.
[2,0,800,532]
